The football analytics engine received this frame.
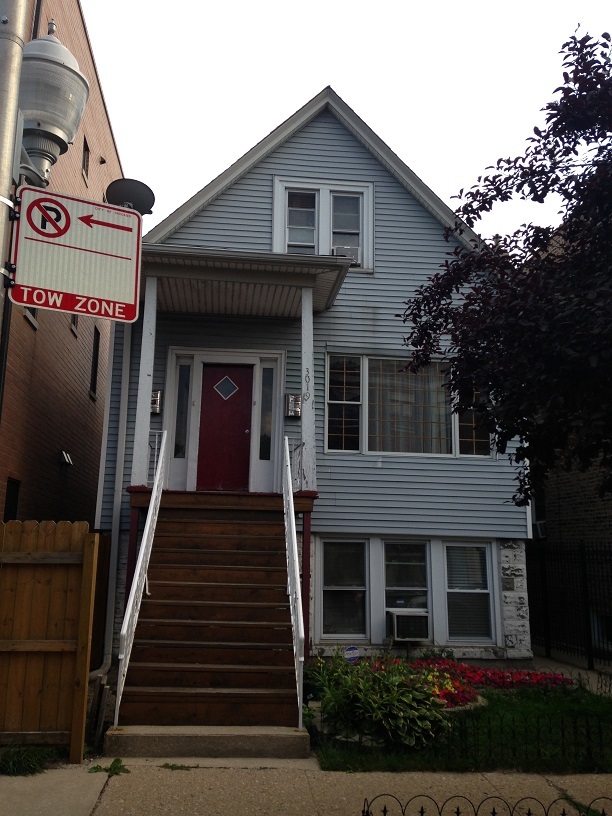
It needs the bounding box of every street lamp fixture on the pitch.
[18,20,89,187]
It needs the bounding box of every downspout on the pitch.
[90,322,132,679]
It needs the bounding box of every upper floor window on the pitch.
[326,354,490,457]
[82,136,90,180]
[273,177,374,269]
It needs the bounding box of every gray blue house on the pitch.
[97,88,531,733]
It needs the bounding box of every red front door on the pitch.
[197,364,253,491]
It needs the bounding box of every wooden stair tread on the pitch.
[129,661,294,671]
[139,618,290,627]
[148,580,288,589]
[123,686,296,696]
[134,639,293,648]
[140,600,289,608]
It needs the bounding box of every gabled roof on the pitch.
[144,87,478,247]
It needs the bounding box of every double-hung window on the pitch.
[322,540,367,636]
[326,355,490,456]
[273,177,373,268]
[445,544,492,639]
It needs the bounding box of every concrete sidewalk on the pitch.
[2,757,611,816]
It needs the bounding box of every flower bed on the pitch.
[306,654,574,714]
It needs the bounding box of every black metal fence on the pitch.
[362,797,612,816]
[526,539,612,669]
[314,698,612,772]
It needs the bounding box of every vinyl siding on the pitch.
[115,109,528,540]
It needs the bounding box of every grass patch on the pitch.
[0,746,63,776]
[315,685,612,773]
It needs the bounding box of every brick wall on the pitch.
[544,466,612,542]
[0,0,123,523]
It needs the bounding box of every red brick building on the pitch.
[0,0,122,522]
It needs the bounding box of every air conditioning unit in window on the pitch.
[390,610,429,642]
[331,245,361,266]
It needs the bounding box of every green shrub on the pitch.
[306,653,448,749]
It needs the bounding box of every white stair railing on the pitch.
[283,436,304,729]
[114,430,167,725]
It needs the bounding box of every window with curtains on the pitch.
[327,355,462,454]
[445,544,492,639]
[368,359,451,453]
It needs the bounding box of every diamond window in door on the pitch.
[214,376,239,400]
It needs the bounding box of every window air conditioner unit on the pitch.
[331,245,361,266]
[390,610,429,642]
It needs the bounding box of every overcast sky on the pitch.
[79,0,609,239]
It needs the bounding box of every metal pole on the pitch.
[0,0,27,413]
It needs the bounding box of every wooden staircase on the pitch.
[117,493,301,728]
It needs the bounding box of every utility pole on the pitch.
[0,0,27,355]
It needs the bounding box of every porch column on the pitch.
[131,276,157,486]
[301,286,316,491]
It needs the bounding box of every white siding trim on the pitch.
[131,276,157,485]
[301,287,316,490]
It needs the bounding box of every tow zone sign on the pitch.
[10,187,142,322]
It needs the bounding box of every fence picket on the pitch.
[0,520,98,763]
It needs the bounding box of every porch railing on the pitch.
[283,435,304,729]
[114,430,167,725]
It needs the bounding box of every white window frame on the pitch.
[441,542,496,643]
[164,347,285,493]
[318,538,370,641]
[273,176,374,270]
[314,536,500,648]
[325,353,492,458]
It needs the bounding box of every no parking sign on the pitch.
[10,187,142,322]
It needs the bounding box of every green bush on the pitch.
[306,653,448,749]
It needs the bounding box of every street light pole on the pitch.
[0,1,27,417]
[0,0,26,305]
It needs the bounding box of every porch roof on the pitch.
[141,244,353,317]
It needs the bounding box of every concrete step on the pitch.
[104,724,310,758]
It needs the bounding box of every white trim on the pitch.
[324,352,493,459]
[440,540,497,645]
[301,287,316,491]
[164,347,285,493]
[273,176,374,270]
[316,536,371,643]
[313,535,502,650]
[131,277,157,486]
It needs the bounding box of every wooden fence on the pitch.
[0,521,98,763]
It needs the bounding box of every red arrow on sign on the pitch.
[79,214,133,232]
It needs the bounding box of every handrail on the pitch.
[114,430,167,725]
[283,436,304,729]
